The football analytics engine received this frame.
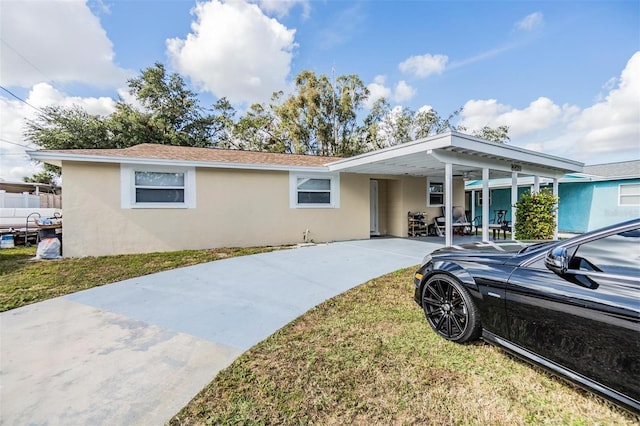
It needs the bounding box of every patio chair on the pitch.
[432,206,472,236]
[473,209,511,239]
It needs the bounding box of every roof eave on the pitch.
[27,151,330,173]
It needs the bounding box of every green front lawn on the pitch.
[1,246,636,424]
[0,245,280,312]
[170,268,639,425]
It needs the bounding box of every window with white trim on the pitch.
[619,183,640,206]
[121,165,196,208]
[478,190,492,206]
[427,179,443,206]
[289,172,340,208]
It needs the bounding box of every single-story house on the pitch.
[465,159,640,233]
[28,131,583,257]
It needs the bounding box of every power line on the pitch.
[0,38,50,82]
[0,137,38,150]
[0,85,45,115]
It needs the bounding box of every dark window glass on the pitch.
[136,189,185,203]
[296,178,331,205]
[430,193,444,205]
[572,228,640,277]
[298,192,331,204]
[429,182,443,205]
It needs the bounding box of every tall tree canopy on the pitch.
[24,63,509,180]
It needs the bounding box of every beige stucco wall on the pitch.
[374,176,467,237]
[60,162,470,256]
[61,162,370,257]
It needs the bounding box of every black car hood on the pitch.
[429,240,556,265]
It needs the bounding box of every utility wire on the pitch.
[0,38,50,83]
[0,137,38,150]
[0,85,46,115]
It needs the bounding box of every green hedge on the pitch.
[514,189,558,240]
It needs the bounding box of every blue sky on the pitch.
[1,0,639,181]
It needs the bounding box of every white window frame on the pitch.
[120,164,196,209]
[427,178,444,207]
[619,183,640,206]
[478,190,492,206]
[289,172,340,209]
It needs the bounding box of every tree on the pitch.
[361,102,470,149]
[23,169,57,185]
[24,105,112,150]
[472,125,510,143]
[271,70,369,156]
[23,63,512,184]
[362,98,391,151]
[121,62,216,147]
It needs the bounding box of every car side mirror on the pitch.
[545,247,569,275]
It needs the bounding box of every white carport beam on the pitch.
[430,150,569,179]
[445,162,453,247]
[482,168,490,241]
[533,176,540,193]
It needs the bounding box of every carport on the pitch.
[327,131,584,246]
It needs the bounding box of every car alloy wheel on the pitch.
[421,274,481,343]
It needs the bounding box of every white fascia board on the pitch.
[27,151,329,173]
[431,149,575,178]
[327,132,451,172]
[449,132,584,172]
[465,176,554,190]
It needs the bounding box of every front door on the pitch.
[370,180,379,235]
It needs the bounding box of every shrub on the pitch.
[514,189,558,240]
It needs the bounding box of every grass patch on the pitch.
[0,245,282,312]
[170,268,639,425]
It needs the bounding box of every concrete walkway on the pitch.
[0,238,442,425]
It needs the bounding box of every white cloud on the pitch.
[365,76,417,108]
[460,97,563,137]
[0,0,131,88]
[365,75,392,109]
[459,52,640,164]
[253,0,310,18]
[516,12,544,32]
[399,53,448,78]
[167,0,297,106]
[0,84,117,181]
[394,81,416,103]
[566,51,640,159]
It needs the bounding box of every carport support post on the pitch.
[533,176,540,193]
[470,190,476,226]
[445,162,453,246]
[553,178,559,240]
[482,168,490,241]
[511,171,518,240]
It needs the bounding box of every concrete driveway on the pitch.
[0,238,442,425]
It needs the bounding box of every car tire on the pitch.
[421,274,482,343]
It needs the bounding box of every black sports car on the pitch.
[413,218,640,413]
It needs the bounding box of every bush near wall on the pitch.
[515,189,558,240]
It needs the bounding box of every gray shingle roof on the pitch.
[583,160,640,178]
[36,144,339,167]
